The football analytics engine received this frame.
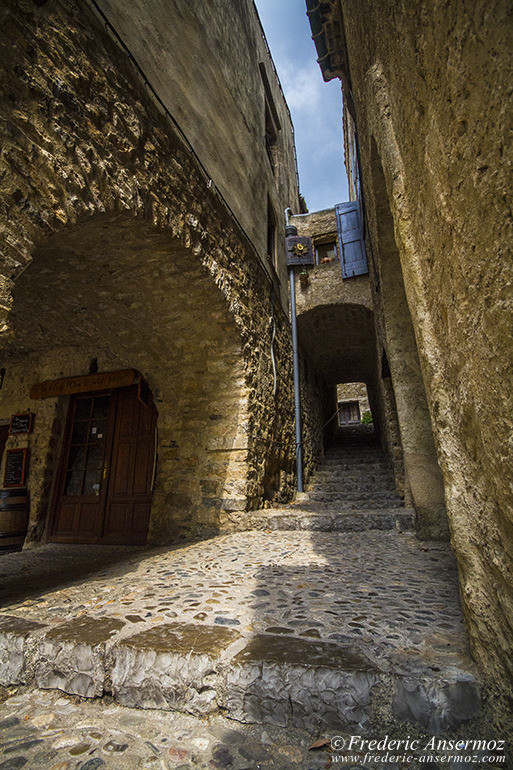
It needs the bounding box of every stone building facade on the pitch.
[336,383,370,425]
[0,0,328,548]
[307,0,513,718]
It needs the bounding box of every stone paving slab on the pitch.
[0,532,483,733]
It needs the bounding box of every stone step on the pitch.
[307,480,398,493]
[306,489,401,500]
[0,614,481,733]
[325,449,385,456]
[311,471,394,483]
[322,458,391,468]
[289,499,406,511]
[236,507,415,532]
[295,493,403,507]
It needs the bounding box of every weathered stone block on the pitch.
[35,615,124,698]
[109,622,241,715]
[0,615,45,686]
[393,674,481,733]
[221,634,379,729]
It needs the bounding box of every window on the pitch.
[315,241,337,265]
[265,101,278,171]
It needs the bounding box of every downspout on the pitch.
[285,207,304,493]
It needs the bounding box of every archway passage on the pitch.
[0,213,248,545]
[297,302,376,386]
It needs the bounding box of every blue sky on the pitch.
[254,0,349,212]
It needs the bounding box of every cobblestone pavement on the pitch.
[0,684,333,769]
[0,685,505,770]
[0,532,467,658]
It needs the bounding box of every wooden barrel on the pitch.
[0,488,29,551]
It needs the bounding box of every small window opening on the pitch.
[265,101,278,172]
[259,62,281,175]
[316,241,338,265]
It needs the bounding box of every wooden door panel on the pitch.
[77,502,102,536]
[137,400,154,434]
[111,442,133,496]
[133,502,152,535]
[102,385,157,544]
[53,502,77,535]
[133,440,153,495]
[50,382,156,545]
[50,392,114,543]
[103,502,128,538]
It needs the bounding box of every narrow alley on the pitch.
[0,0,511,766]
[0,425,491,767]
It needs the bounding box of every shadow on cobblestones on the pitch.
[0,544,154,607]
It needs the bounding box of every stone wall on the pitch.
[92,0,300,290]
[0,0,322,544]
[330,0,513,713]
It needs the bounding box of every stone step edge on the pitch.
[223,509,415,533]
[0,614,481,733]
[298,492,402,501]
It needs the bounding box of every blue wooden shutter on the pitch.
[335,201,368,278]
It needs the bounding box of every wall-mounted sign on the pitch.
[285,235,314,266]
[9,412,34,435]
[30,369,138,400]
[4,448,28,488]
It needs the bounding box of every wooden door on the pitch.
[50,392,114,543]
[338,401,361,426]
[102,385,157,545]
[50,385,157,545]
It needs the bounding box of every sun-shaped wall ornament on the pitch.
[291,242,307,256]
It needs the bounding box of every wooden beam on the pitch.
[30,369,138,400]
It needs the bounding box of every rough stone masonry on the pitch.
[0,0,328,545]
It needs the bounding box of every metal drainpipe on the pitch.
[285,208,303,493]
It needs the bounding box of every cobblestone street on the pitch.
[0,532,466,654]
[0,528,490,768]
[0,685,334,769]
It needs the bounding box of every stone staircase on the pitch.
[239,425,415,533]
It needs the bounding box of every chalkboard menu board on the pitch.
[4,448,28,488]
[9,413,34,435]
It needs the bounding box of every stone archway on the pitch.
[0,213,249,545]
